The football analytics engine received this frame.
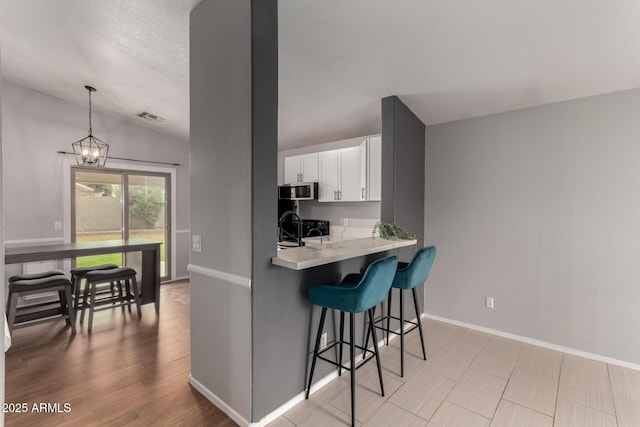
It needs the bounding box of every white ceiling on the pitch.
[2,1,640,149]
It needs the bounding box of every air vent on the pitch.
[137,111,165,123]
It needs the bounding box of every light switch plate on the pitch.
[485,296,494,309]
[192,235,202,252]
[54,221,63,231]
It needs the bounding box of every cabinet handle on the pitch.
[333,190,337,200]
[338,190,341,200]
[362,188,366,199]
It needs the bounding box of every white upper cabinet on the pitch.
[283,153,318,183]
[338,146,363,201]
[318,150,339,201]
[319,145,366,202]
[285,134,381,202]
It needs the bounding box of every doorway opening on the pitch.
[71,168,171,281]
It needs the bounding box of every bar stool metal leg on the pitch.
[363,307,373,360]
[369,308,384,396]
[386,289,393,345]
[305,307,327,399]
[412,288,427,360]
[400,289,405,377]
[338,311,344,376]
[349,313,355,427]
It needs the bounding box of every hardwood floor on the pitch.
[4,280,237,426]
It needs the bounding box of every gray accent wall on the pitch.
[425,87,640,364]
[381,96,426,253]
[189,0,253,422]
[380,96,426,319]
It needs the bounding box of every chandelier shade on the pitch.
[72,85,109,166]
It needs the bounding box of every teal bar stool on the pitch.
[365,246,436,377]
[305,255,398,427]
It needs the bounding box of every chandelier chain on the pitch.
[88,88,93,135]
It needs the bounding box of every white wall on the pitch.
[1,81,190,279]
[425,87,640,364]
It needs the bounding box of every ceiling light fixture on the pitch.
[72,85,109,167]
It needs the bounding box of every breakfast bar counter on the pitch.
[272,237,417,270]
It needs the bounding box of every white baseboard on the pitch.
[250,371,340,427]
[189,375,250,427]
[424,313,640,372]
[162,275,189,283]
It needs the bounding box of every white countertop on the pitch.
[272,237,417,270]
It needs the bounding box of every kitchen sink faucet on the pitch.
[307,227,324,244]
[278,210,303,247]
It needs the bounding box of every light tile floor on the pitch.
[268,318,640,426]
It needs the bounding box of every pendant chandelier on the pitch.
[72,85,109,166]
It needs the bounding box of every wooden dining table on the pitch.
[4,239,162,312]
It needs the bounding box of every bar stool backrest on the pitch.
[393,246,437,290]
[352,255,398,313]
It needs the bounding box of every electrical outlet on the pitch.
[320,332,328,349]
[485,296,494,309]
[54,221,63,231]
[192,235,202,252]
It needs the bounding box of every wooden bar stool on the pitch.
[6,271,76,336]
[305,256,398,427]
[81,267,142,332]
[70,264,119,311]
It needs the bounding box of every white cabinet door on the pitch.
[318,150,339,202]
[284,153,318,183]
[338,146,362,201]
[296,134,379,202]
[367,135,382,201]
[284,156,301,183]
[299,153,318,182]
[359,140,368,201]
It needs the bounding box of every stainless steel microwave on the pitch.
[278,182,318,200]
